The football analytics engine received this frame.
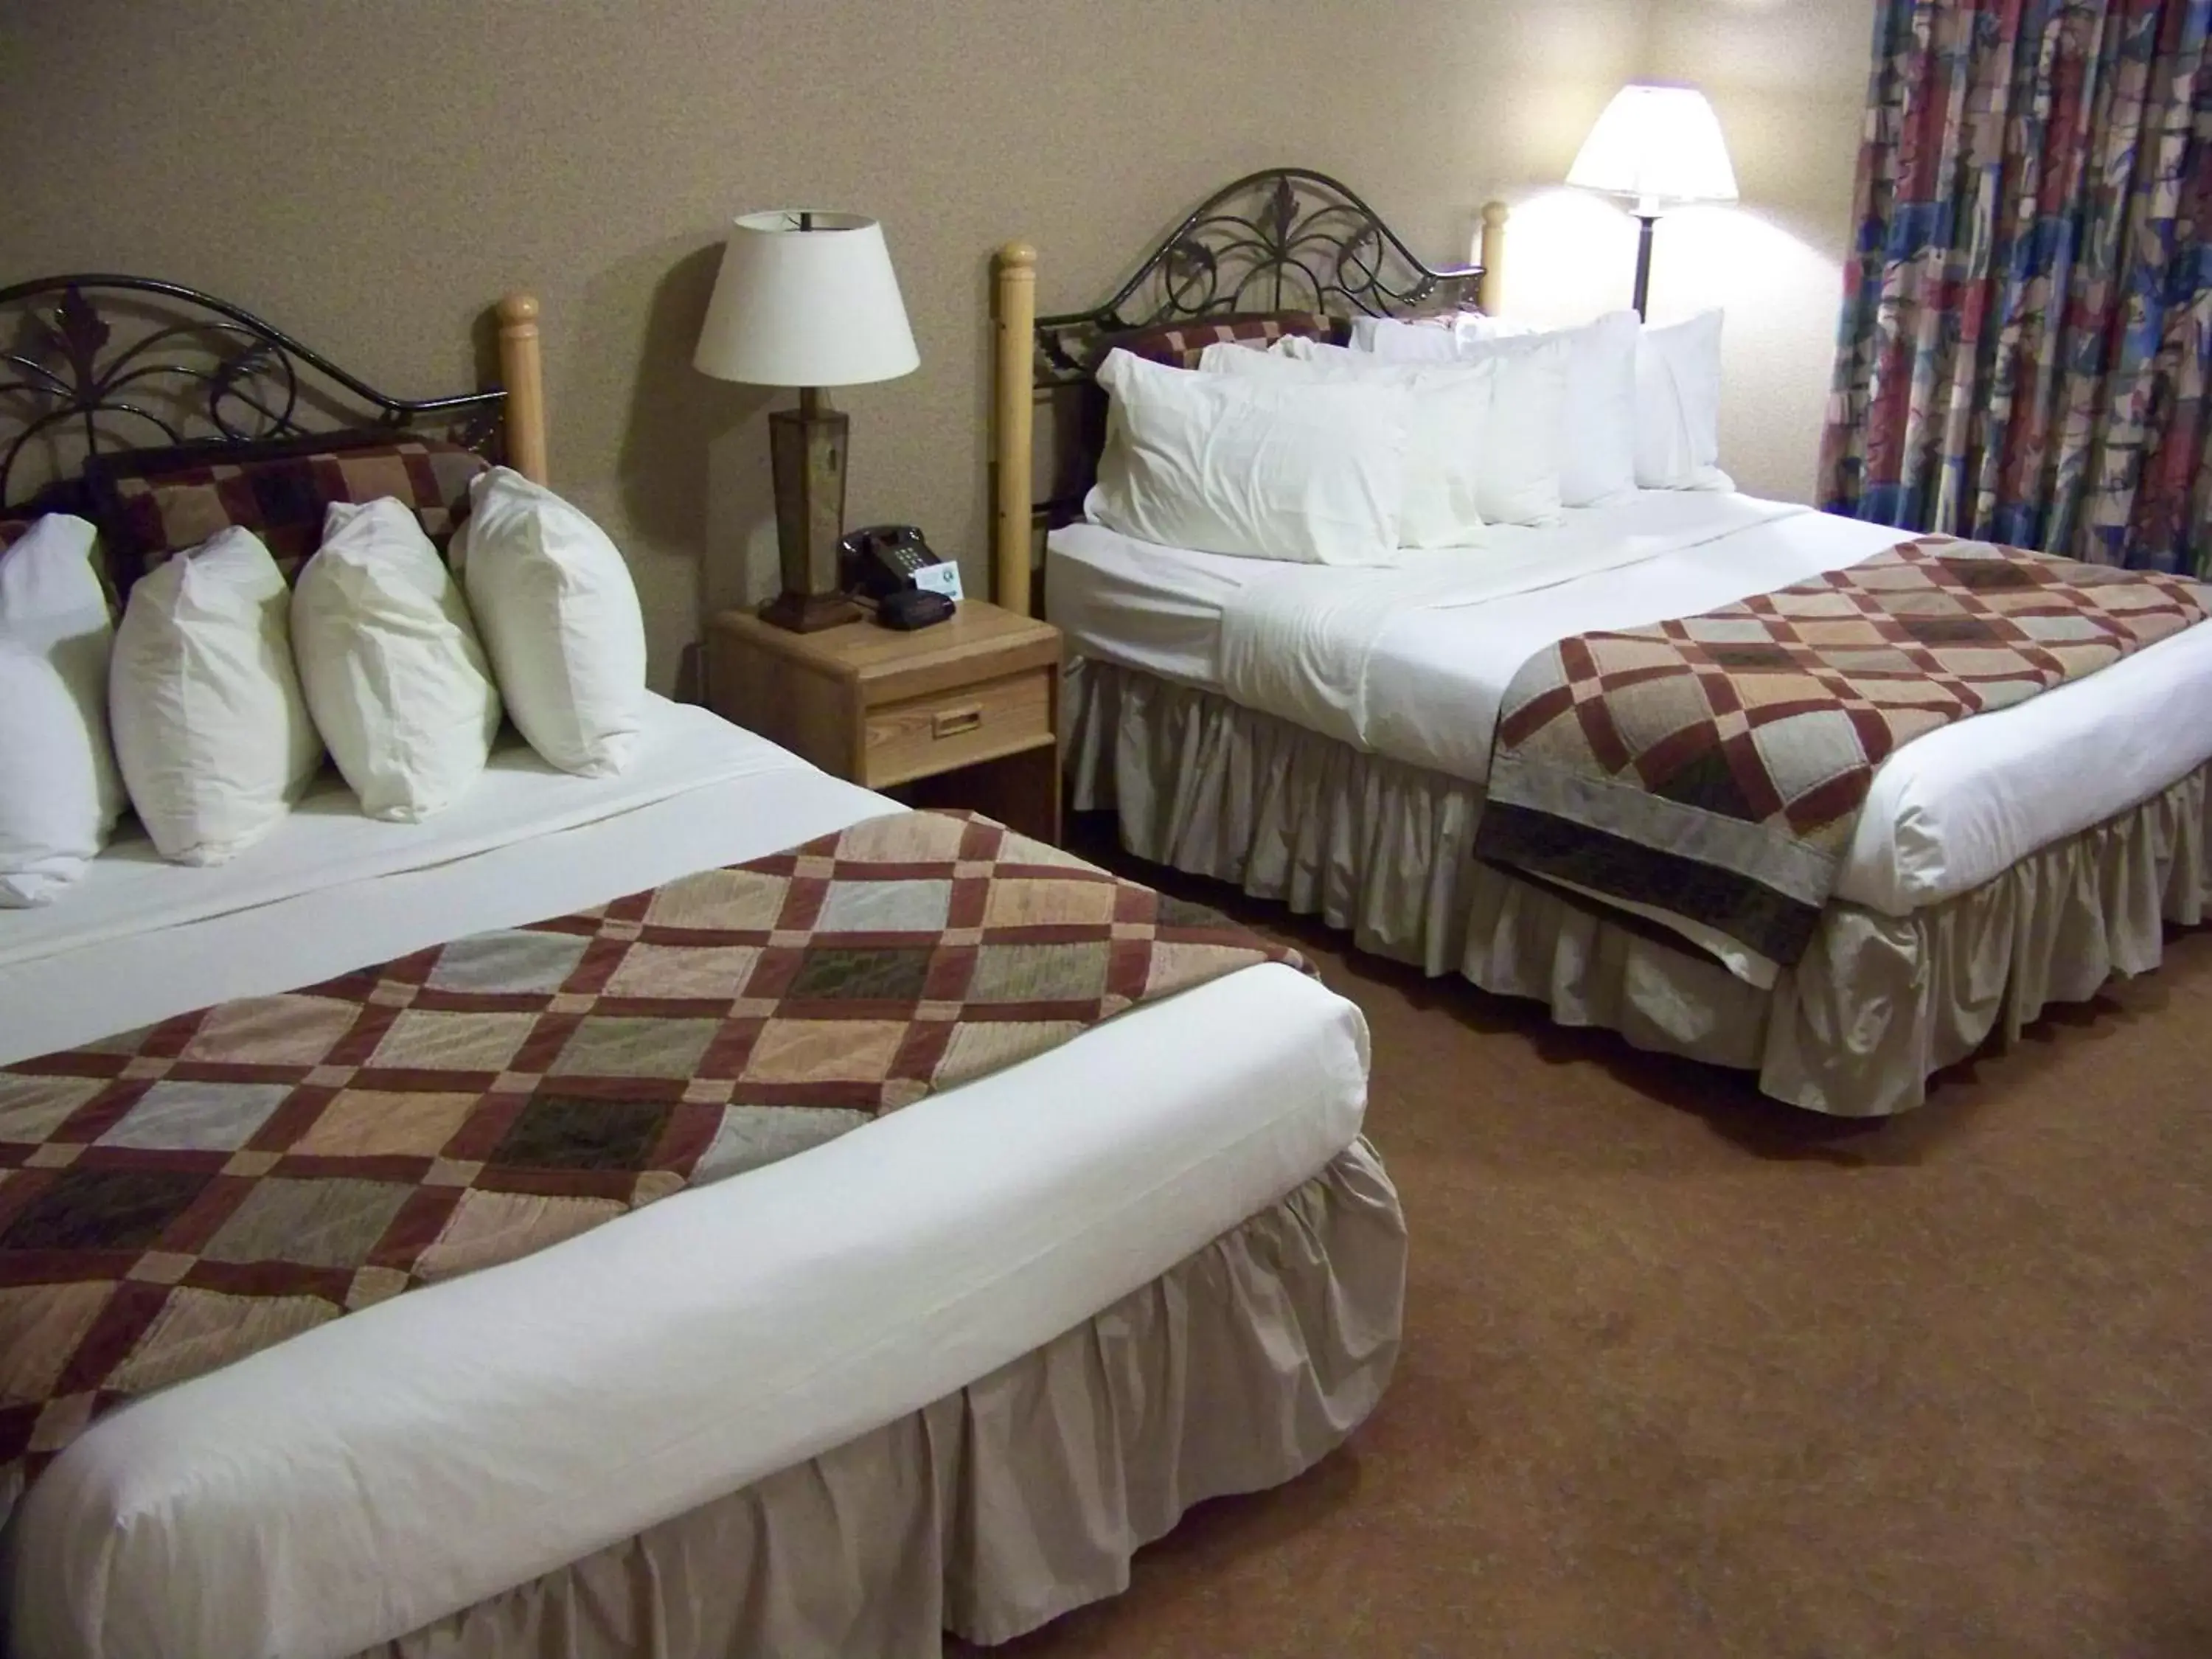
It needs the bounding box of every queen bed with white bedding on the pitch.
[0,276,1404,1658]
[988,170,2212,1118]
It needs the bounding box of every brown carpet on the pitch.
[982,822,2212,1658]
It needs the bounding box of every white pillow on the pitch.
[1369,313,1640,506]
[1198,341,1489,546]
[1086,349,1412,565]
[1453,337,1570,524]
[1363,315,1548,358]
[1636,310,1733,490]
[109,527,324,866]
[1452,315,1541,342]
[293,498,502,821]
[1345,312,1464,352]
[1515,313,1638,505]
[1284,334,1570,526]
[0,515,122,905]
[452,468,647,777]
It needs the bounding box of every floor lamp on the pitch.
[1567,84,1739,319]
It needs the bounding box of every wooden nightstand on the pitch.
[707,599,1064,844]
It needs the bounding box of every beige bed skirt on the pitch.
[353,1136,1403,1658]
[1065,658,2212,1118]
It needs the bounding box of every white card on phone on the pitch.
[912,562,964,601]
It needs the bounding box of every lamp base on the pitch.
[757,588,860,632]
[761,386,856,634]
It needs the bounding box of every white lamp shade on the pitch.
[692,210,920,388]
[1567,85,1739,210]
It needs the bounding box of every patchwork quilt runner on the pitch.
[0,810,1304,1513]
[1475,535,2208,984]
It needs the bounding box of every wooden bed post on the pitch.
[1478,201,1508,316]
[498,291,549,484]
[992,243,1037,616]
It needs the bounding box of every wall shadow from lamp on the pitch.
[607,241,778,698]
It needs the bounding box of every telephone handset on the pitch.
[839,524,945,599]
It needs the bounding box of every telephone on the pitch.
[839,524,945,599]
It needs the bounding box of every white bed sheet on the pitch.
[1048,498,2212,914]
[0,695,796,981]
[2,703,1371,1659]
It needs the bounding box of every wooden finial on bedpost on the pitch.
[1478,201,1508,316]
[992,242,1038,616]
[497,291,549,484]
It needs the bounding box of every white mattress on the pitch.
[1,697,1371,1659]
[1048,496,2212,914]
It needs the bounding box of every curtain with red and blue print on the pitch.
[1818,0,2211,574]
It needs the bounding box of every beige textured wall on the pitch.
[4,1,1873,684]
[2,0,1636,688]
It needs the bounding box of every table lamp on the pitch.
[693,210,919,632]
[1566,84,1739,319]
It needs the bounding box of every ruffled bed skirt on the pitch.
[1066,658,2212,1117]
[361,1137,1404,1659]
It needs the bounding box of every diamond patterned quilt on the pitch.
[0,810,1305,1513]
[1475,535,2208,984]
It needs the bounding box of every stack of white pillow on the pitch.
[1084,308,1732,566]
[0,467,647,907]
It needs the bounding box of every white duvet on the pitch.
[1048,494,2212,914]
[0,696,1372,1659]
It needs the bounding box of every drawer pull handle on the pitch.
[931,706,983,740]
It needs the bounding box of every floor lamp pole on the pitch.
[1631,212,1658,320]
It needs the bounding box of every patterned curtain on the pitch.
[1818,0,2212,574]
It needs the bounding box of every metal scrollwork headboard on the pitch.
[1031,168,1487,387]
[0,274,521,514]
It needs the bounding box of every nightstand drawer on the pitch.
[863,669,1053,788]
[709,597,1063,842]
